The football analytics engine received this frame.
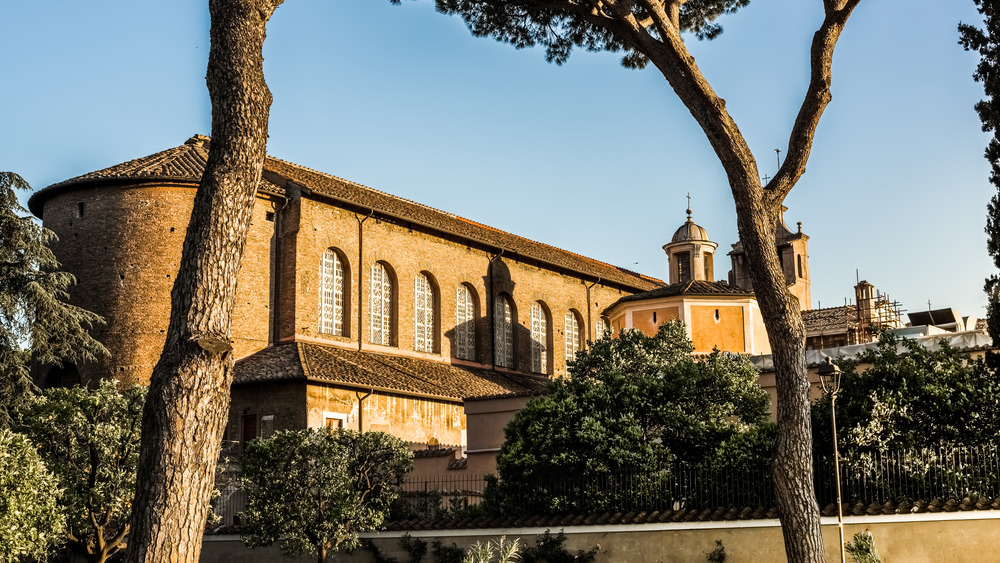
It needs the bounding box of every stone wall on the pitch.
[201,512,1000,563]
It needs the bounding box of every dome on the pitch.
[670,209,711,243]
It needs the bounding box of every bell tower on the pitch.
[663,204,718,284]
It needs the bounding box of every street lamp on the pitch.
[817,357,846,563]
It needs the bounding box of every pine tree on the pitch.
[0,172,107,426]
[959,1,1000,348]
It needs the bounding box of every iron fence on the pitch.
[209,445,1000,526]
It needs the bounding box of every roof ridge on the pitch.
[265,155,448,216]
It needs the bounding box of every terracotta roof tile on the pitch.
[801,305,856,335]
[608,280,753,309]
[233,342,547,401]
[31,136,660,291]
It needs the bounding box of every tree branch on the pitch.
[766,0,861,205]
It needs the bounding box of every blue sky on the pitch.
[1,0,993,320]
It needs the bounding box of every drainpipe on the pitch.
[584,277,601,349]
[354,210,374,351]
[487,249,504,370]
[355,389,373,432]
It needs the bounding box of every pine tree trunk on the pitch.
[734,197,824,562]
[123,0,282,560]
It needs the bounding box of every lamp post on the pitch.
[817,357,846,563]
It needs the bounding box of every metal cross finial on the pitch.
[686,193,692,218]
[762,174,771,184]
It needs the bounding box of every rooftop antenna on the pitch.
[775,148,782,171]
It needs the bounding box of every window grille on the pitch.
[319,249,344,336]
[455,286,476,360]
[564,311,580,363]
[531,302,548,374]
[596,317,610,339]
[414,274,435,353]
[369,263,392,345]
[494,295,513,368]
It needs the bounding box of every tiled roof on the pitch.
[28,136,282,215]
[30,136,661,292]
[801,305,855,335]
[413,447,458,459]
[263,156,660,291]
[233,342,548,401]
[608,280,753,308]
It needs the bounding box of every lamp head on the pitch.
[817,357,842,395]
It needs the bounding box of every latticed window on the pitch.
[564,311,580,363]
[494,295,513,368]
[595,317,610,339]
[319,249,345,336]
[530,302,548,374]
[455,285,476,361]
[676,251,691,283]
[414,274,435,353]
[369,263,393,345]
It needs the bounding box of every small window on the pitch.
[676,252,691,283]
[494,294,514,368]
[564,311,581,363]
[75,202,85,219]
[414,273,436,353]
[241,414,258,446]
[319,249,346,336]
[455,285,477,361]
[369,263,394,346]
[265,211,275,222]
[530,302,549,374]
[797,255,804,278]
[595,317,610,339]
[323,412,347,431]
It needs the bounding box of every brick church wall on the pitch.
[40,182,279,385]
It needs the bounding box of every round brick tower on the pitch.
[29,136,277,386]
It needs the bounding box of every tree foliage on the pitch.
[959,2,1000,347]
[431,0,748,66]
[487,322,772,513]
[240,429,414,563]
[812,334,1000,453]
[0,428,64,563]
[0,172,107,426]
[16,381,145,563]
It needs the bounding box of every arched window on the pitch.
[530,302,549,374]
[369,263,393,346]
[494,294,514,368]
[595,317,610,339]
[797,255,804,278]
[319,249,346,336]
[564,311,582,364]
[414,273,436,353]
[455,285,477,361]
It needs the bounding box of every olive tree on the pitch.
[409,1,863,559]
[17,381,146,563]
[240,429,414,563]
[0,428,64,562]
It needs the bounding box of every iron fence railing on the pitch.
[209,445,1000,526]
